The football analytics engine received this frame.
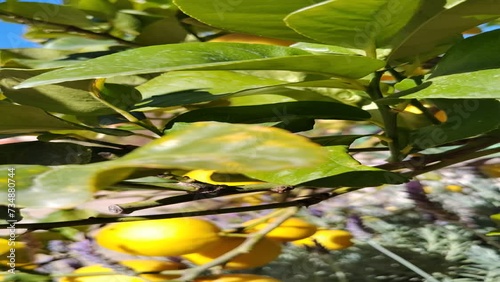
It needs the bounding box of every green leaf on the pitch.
[285,0,421,50]
[0,69,118,116]
[0,141,92,165]
[246,146,407,187]
[0,2,107,32]
[134,70,366,110]
[0,165,96,208]
[121,122,328,173]
[430,29,500,78]
[409,99,500,149]
[0,123,328,207]
[16,43,385,88]
[134,17,187,45]
[389,0,500,63]
[390,69,500,99]
[0,102,83,134]
[164,101,371,129]
[137,70,287,99]
[173,0,319,42]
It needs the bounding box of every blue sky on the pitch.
[0,0,62,48]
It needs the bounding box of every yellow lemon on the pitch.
[94,218,222,256]
[59,260,185,282]
[195,274,282,281]
[291,229,353,250]
[445,185,463,193]
[183,237,281,269]
[243,217,317,242]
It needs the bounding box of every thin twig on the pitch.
[367,240,440,282]
[172,207,301,281]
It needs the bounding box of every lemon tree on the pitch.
[0,0,499,281]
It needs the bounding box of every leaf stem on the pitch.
[368,71,401,162]
[89,80,163,136]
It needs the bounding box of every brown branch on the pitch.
[0,193,331,230]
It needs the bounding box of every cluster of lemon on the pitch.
[57,216,353,281]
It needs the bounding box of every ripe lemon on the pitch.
[59,260,184,282]
[195,274,282,281]
[183,237,281,269]
[445,185,463,193]
[183,169,262,186]
[94,218,222,256]
[243,217,317,242]
[209,33,294,46]
[291,229,353,250]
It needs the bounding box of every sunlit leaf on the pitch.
[285,0,421,50]
[246,146,407,187]
[389,0,500,63]
[391,69,500,99]
[121,122,328,173]
[16,43,385,88]
[173,0,319,42]
[0,2,107,32]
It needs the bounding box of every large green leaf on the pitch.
[0,69,117,116]
[0,122,329,208]
[410,99,500,149]
[16,43,385,88]
[134,70,363,109]
[164,101,370,129]
[121,122,328,172]
[285,0,421,51]
[390,69,500,99]
[246,146,407,187]
[0,141,92,165]
[388,0,500,63]
[0,2,107,32]
[173,0,320,42]
[430,29,500,78]
[0,102,83,134]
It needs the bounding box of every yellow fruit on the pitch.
[183,237,281,269]
[209,33,294,46]
[94,218,222,256]
[121,260,184,281]
[291,229,353,250]
[184,169,262,186]
[445,185,463,193]
[59,260,185,282]
[243,217,317,242]
[195,274,282,282]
